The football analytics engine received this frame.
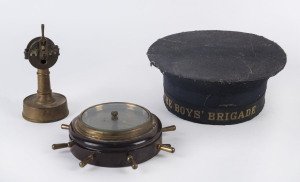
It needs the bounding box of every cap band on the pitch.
[163,91,265,125]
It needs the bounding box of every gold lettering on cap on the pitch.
[245,109,251,117]
[186,108,193,117]
[238,111,245,119]
[208,112,215,120]
[252,106,256,115]
[231,112,237,120]
[180,107,185,115]
[168,99,172,109]
[175,104,179,113]
[164,94,168,104]
[194,110,200,119]
[217,113,224,121]
[225,113,229,121]
[163,92,259,122]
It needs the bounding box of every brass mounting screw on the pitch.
[162,125,176,132]
[52,141,74,150]
[157,144,175,153]
[61,124,69,130]
[127,155,138,169]
[79,152,96,168]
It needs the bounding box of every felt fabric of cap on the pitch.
[147,30,286,125]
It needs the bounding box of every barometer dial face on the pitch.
[81,103,150,131]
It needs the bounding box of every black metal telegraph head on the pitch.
[24,24,60,69]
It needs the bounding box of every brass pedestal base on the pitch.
[23,93,69,123]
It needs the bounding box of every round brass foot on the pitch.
[22,93,69,123]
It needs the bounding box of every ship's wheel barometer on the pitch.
[52,102,176,169]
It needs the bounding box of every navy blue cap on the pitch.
[147,30,286,125]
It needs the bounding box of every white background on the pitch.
[0,0,299,181]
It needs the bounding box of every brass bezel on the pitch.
[73,102,157,141]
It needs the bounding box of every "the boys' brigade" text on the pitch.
[164,93,256,121]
